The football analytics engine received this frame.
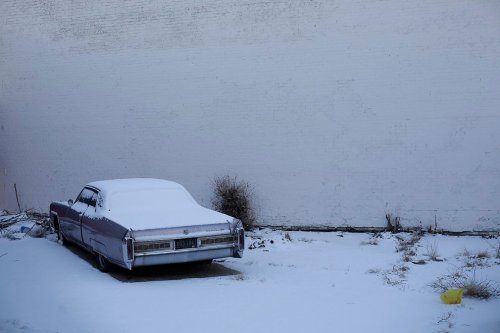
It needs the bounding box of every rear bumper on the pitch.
[132,245,241,268]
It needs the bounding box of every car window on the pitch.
[77,188,98,206]
[96,192,104,208]
[88,192,98,207]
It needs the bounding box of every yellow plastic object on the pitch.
[440,289,463,304]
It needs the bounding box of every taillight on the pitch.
[238,228,245,250]
[126,238,133,260]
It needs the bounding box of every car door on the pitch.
[81,190,104,250]
[63,187,95,244]
[81,190,127,263]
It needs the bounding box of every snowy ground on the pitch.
[1,215,499,333]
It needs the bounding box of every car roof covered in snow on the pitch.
[83,178,230,229]
[86,178,198,212]
[87,178,184,194]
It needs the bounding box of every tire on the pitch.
[57,225,67,246]
[96,253,112,272]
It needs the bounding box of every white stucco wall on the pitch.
[1,0,499,231]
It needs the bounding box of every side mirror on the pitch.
[68,199,74,205]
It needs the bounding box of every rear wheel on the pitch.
[96,253,112,272]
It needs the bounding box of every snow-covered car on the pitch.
[50,178,244,272]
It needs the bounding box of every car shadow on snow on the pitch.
[64,242,241,282]
[109,261,240,283]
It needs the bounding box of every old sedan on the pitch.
[50,178,244,271]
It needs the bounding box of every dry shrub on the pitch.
[476,251,490,259]
[396,232,422,263]
[212,175,255,230]
[431,270,499,299]
[386,213,401,233]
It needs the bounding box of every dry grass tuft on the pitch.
[476,251,490,259]
[426,241,440,261]
[431,270,499,299]
[396,232,423,263]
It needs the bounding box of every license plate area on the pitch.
[175,238,197,250]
